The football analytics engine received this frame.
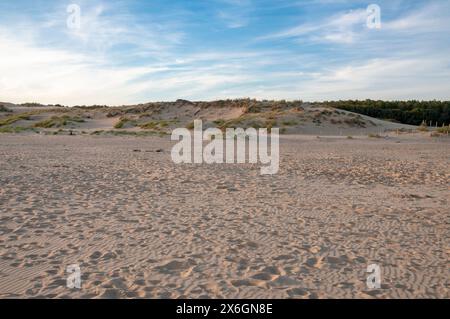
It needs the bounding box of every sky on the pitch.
[0,0,449,106]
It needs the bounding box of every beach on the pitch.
[0,134,448,298]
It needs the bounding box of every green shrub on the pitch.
[114,117,135,129]
[417,122,428,132]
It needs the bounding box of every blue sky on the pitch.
[0,0,449,105]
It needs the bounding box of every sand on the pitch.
[0,134,448,299]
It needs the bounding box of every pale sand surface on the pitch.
[0,134,448,298]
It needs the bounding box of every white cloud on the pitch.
[247,56,450,101]
[259,8,367,44]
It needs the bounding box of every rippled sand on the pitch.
[0,134,448,298]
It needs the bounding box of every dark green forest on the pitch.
[319,100,450,126]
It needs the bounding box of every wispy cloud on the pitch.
[215,0,253,28]
[259,8,367,44]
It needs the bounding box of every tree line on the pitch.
[319,100,450,126]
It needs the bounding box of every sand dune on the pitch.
[0,100,418,137]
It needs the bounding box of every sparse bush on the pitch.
[140,121,158,130]
[417,121,428,132]
[282,120,298,126]
[213,119,226,127]
[0,126,31,133]
[114,117,136,129]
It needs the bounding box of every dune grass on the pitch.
[140,119,177,130]
[114,117,137,129]
[0,126,36,133]
[34,115,85,128]
[0,113,33,127]
[417,123,429,132]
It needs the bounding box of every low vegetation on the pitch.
[0,113,33,127]
[114,117,136,129]
[282,120,298,126]
[437,125,449,134]
[0,126,36,133]
[417,121,429,132]
[140,119,176,130]
[20,102,44,107]
[34,115,84,128]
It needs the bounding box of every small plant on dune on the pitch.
[282,120,298,126]
[114,117,133,129]
[186,121,195,130]
[140,121,159,130]
[330,118,342,125]
[347,135,354,139]
[368,133,382,138]
[213,119,226,127]
[417,121,428,132]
